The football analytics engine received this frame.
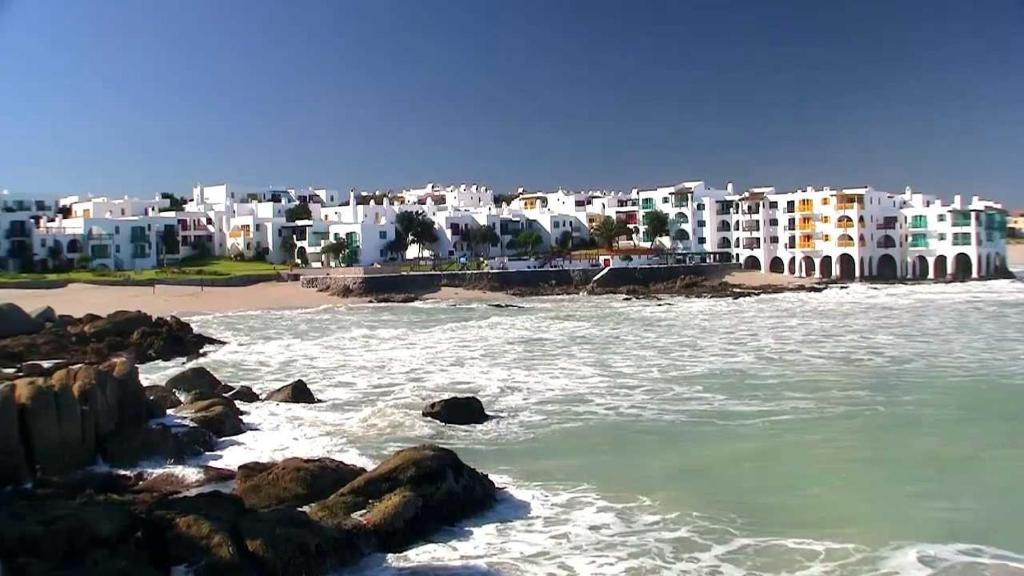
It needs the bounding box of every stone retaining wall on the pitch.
[300,263,737,295]
[0,273,283,290]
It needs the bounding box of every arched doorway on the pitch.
[953,253,972,280]
[876,254,898,280]
[769,257,785,273]
[868,256,874,277]
[743,255,762,271]
[876,234,896,249]
[787,257,796,275]
[801,256,816,277]
[820,255,833,279]
[295,246,308,266]
[934,255,948,279]
[717,237,731,250]
[913,255,928,280]
[838,254,856,281]
[66,238,82,254]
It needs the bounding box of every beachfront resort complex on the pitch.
[0,180,1011,281]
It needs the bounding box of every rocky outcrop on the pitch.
[422,396,490,425]
[235,457,366,510]
[144,384,182,410]
[0,382,29,486]
[165,366,224,397]
[309,444,497,551]
[227,385,260,403]
[30,305,57,324]
[0,303,43,338]
[0,309,221,368]
[264,379,319,404]
[177,396,245,438]
[0,357,227,486]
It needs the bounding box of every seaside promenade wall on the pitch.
[0,273,282,290]
[300,263,738,294]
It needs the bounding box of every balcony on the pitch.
[87,232,114,241]
[836,219,855,229]
[875,222,897,230]
[837,239,855,248]
[741,238,760,250]
[130,231,148,243]
[798,219,814,232]
[909,238,929,249]
[798,239,816,249]
[4,227,30,239]
[741,220,760,232]
[910,218,928,230]
[797,201,814,214]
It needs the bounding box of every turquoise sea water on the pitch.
[141,277,1024,575]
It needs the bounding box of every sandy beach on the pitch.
[0,282,518,317]
[1009,243,1024,267]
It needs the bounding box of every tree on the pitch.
[469,225,500,258]
[385,235,408,260]
[515,230,542,256]
[285,203,312,222]
[320,238,349,267]
[556,230,573,252]
[74,254,92,270]
[396,212,438,259]
[643,210,669,249]
[46,242,66,271]
[160,225,180,261]
[590,216,632,249]
[160,193,187,211]
[279,235,296,263]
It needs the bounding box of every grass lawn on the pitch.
[0,258,282,283]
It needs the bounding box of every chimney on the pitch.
[726,181,734,195]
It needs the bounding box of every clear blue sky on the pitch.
[1,0,1022,205]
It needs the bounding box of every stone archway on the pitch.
[743,255,762,271]
[838,254,856,281]
[913,255,928,280]
[801,256,816,277]
[953,253,972,280]
[876,254,898,280]
[769,256,785,273]
[934,255,948,279]
[820,255,833,279]
[787,257,796,275]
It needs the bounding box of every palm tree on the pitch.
[470,225,500,258]
[590,216,632,249]
[515,230,542,257]
[279,235,297,264]
[320,238,348,267]
[643,210,669,250]
[409,215,439,260]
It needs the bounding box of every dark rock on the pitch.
[30,305,58,324]
[102,425,216,468]
[0,382,29,486]
[83,310,154,340]
[369,293,420,303]
[144,491,250,575]
[134,466,236,495]
[165,366,224,396]
[144,384,182,410]
[0,492,152,574]
[239,507,364,574]
[309,444,496,551]
[264,379,318,404]
[0,302,43,338]
[18,362,47,377]
[178,396,245,437]
[227,385,260,403]
[236,457,365,510]
[13,376,94,476]
[422,396,489,425]
[215,383,235,395]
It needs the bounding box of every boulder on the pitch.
[238,507,361,575]
[13,376,95,476]
[0,303,43,338]
[309,444,496,551]
[30,305,58,324]
[235,457,366,510]
[422,396,489,425]
[0,382,29,486]
[144,491,250,575]
[165,366,224,396]
[102,425,215,468]
[144,385,182,410]
[83,310,154,340]
[227,385,260,403]
[134,466,236,495]
[178,396,244,437]
[264,379,319,403]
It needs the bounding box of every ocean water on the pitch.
[139,277,1024,575]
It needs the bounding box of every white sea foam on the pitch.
[140,278,1024,575]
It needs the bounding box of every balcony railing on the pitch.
[797,202,814,214]
[837,239,855,248]
[741,239,760,249]
[741,221,760,232]
[875,223,897,230]
[837,220,855,229]
[130,232,148,243]
[836,202,861,210]
[798,220,814,231]
[87,232,114,241]
[4,227,30,239]
[798,240,816,249]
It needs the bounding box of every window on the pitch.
[938,214,946,222]
[769,218,778,226]
[115,226,120,234]
[697,237,706,245]
[822,197,830,205]
[953,232,971,246]
[379,230,387,240]
[662,197,669,204]
[379,249,387,257]
[786,200,795,212]
[696,203,705,210]
[938,233,946,241]
[911,215,928,229]
[697,220,706,228]
[823,234,830,241]
[821,215,830,224]
[770,235,779,244]
[553,221,560,229]
[641,198,654,210]
[40,239,46,247]
[115,244,121,254]
[769,201,778,209]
